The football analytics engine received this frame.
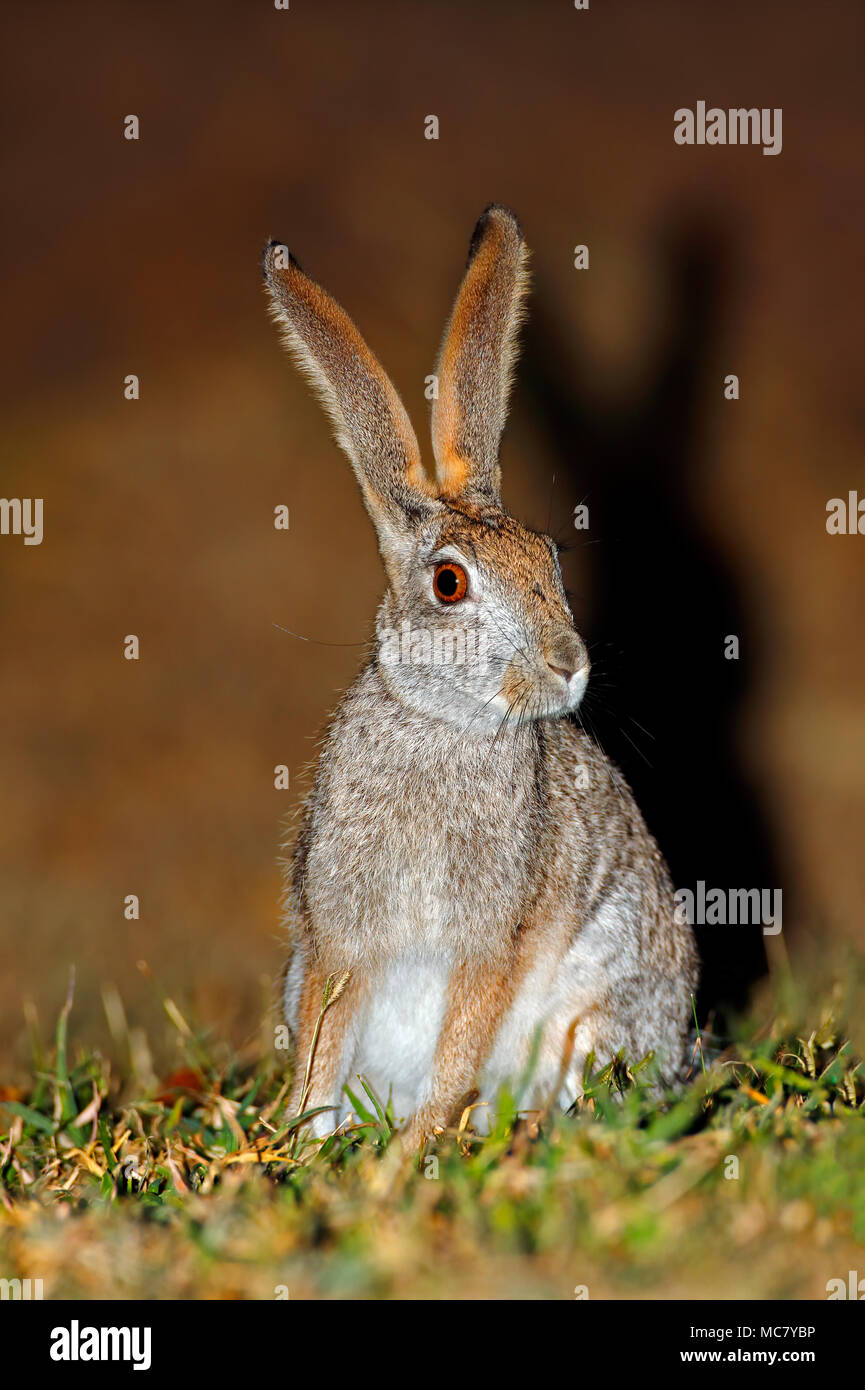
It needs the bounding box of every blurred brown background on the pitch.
[2,0,864,1067]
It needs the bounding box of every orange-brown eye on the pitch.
[433,561,468,604]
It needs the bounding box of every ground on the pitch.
[1,962,863,1301]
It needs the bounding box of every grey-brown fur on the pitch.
[264,206,698,1147]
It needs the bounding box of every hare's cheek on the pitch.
[498,661,534,710]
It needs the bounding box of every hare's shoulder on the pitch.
[542,718,639,821]
[539,718,672,903]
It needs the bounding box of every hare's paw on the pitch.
[397,1110,442,1162]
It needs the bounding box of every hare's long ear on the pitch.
[431,205,529,505]
[262,242,437,550]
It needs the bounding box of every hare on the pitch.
[263,205,698,1151]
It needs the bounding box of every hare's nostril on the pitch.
[546,632,588,686]
[547,661,577,683]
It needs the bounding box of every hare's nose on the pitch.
[545,634,588,684]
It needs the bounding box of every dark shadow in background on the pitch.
[521,212,775,1024]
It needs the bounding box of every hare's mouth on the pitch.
[553,662,590,713]
[497,660,590,724]
[486,676,588,728]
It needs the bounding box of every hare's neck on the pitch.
[307,659,545,963]
[356,655,541,768]
[316,657,544,832]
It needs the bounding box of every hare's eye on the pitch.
[433,561,468,604]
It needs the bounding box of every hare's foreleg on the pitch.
[399,961,516,1153]
[289,963,357,1141]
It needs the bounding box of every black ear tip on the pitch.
[261,238,304,280]
[467,204,523,266]
[482,202,521,231]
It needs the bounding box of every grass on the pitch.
[1,961,864,1300]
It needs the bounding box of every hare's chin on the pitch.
[487,673,588,725]
[567,666,590,709]
[542,665,590,720]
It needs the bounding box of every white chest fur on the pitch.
[348,951,452,1122]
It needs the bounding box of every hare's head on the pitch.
[263,205,589,734]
